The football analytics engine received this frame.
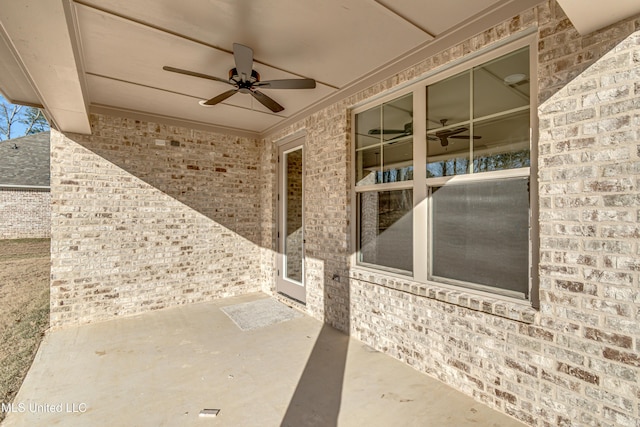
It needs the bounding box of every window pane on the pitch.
[426,47,530,180]
[359,189,413,272]
[356,146,381,185]
[426,135,470,178]
[383,93,413,142]
[473,109,530,172]
[383,138,413,183]
[426,70,470,131]
[356,93,413,186]
[356,105,381,150]
[381,93,413,183]
[426,70,471,178]
[430,178,529,297]
[474,47,529,119]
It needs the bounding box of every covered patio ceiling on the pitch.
[1,0,638,137]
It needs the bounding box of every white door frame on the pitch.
[276,136,306,303]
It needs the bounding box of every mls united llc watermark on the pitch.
[2,402,87,414]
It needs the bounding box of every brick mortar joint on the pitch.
[350,269,538,324]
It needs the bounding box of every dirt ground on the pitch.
[0,238,50,422]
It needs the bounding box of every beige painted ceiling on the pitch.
[1,0,636,137]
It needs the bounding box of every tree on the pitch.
[0,95,49,141]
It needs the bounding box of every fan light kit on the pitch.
[163,43,316,113]
[503,73,527,85]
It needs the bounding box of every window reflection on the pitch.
[355,93,413,186]
[473,110,530,172]
[426,46,530,177]
[359,190,413,272]
[430,178,529,297]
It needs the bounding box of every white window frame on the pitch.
[351,32,539,307]
[353,87,415,275]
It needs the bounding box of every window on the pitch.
[359,189,413,272]
[429,178,530,296]
[426,46,530,177]
[355,93,413,273]
[356,93,414,186]
[354,38,536,303]
[426,45,531,299]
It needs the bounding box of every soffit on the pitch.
[0,0,547,137]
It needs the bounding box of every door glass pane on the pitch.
[359,189,413,272]
[285,149,303,282]
[430,178,529,297]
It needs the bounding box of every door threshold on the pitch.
[277,292,306,309]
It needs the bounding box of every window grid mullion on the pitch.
[469,67,474,174]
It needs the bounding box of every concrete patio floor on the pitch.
[3,293,526,427]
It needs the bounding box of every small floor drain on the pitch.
[199,409,220,418]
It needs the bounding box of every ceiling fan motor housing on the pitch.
[229,67,260,92]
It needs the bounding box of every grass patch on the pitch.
[0,239,50,422]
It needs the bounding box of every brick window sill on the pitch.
[349,268,538,324]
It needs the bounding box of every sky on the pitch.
[0,94,48,140]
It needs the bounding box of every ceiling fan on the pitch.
[429,119,481,147]
[163,43,316,113]
[366,119,482,146]
[368,122,412,140]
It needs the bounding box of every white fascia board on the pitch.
[0,0,90,134]
[556,0,640,35]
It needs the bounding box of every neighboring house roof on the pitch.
[0,131,50,187]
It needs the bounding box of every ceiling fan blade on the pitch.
[436,127,468,137]
[250,90,284,113]
[163,66,232,85]
[449,135,482,139]
[233,43,254,82]
[369,129,406,135]
[255,79,316,89]
[199,89,237,106]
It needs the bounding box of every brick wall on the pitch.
[536,7,640,425]
[267,106,352,330]
[50,115,263,327]
[258,135,278,296]
[264,1,640,426]
[0,188,51,239]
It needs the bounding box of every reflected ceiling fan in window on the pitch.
[367,122,413,141]
[163,43,316,113]
[364,119,482,146]
[429,119,481,147]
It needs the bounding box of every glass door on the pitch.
[277,139,305,302]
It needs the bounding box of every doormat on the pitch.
[220,298,303,331]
